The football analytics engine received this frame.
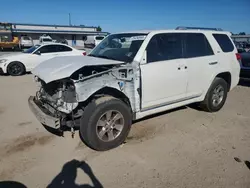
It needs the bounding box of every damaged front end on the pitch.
[28,63,138,137]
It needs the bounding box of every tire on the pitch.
[79,96,132,151]
[200,78,228,112]
[7,62,25,76]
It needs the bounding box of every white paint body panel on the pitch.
[30,29,240,120]
[0,43,85,74]
[32,55,123,83]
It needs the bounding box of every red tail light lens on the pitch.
[236,53,241,60]
[82,51,87,56]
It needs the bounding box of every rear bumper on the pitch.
[240,68,250,79]
[28,96,60,129]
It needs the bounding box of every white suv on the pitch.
[28,27,240,151]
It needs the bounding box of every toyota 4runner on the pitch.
[28,27,240,151]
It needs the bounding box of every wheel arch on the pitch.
[7,61,26,74]
[215,72,231,91]
[80,86,132,110]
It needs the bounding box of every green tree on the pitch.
[239,32,246,35]
[97,26,102,32]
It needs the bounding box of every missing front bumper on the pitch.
[28,96,60,129]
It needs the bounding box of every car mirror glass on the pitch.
[35,50,41,55]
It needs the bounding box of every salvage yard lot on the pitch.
[0,74,250,187]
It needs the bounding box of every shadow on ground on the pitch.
[0,181,27,188]
[47,159,103,188]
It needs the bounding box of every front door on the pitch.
[140,33,188,110]
[27,45,60,70]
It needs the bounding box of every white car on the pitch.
[0,43,86,76]
[19,36,33,49]
[29,27,240,151]
[84,35,106,48]
[39,35,53,44]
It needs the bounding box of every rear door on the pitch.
[183,33,217,98]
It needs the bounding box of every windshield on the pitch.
[23,45,41,53]
[22,36,31,40]
[89,33,147,62]
[42,38,52,42]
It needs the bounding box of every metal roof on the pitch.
[12,22,96,29]
[231,35,250,38]
[12,29,109,35]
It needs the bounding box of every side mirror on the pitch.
[35,50,41,55]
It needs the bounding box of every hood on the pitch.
[32,55,123,83]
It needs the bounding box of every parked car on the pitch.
[0,43,86,76]
[28,27,240,151]
[19,36,33,49]
[56,38,68,45]
[239,51,250,80]
[39,35,53,44]
[84,35,106,48]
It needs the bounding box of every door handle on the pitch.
[209,61,218,65]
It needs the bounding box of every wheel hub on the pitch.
[212,85,224,107]
[96,110,125,142]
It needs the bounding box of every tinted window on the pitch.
[96,36,104,40]
[39,45,58,53]
[213,34,234,52]
[57,45,72,52]
[147,33,183,63]
[185,33,214,58]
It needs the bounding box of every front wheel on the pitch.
[7,62,25,76]
[79,96,132,151]
[200,78,228,112]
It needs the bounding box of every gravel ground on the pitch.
[0,74,249,188]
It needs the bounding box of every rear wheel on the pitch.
[79,96,132,151]
[7,62,25,76]
[200,78,228,112]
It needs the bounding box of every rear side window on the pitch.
[184,33,214,58]
[57,45,72,52]
[147,33,183,63]
[213,34,234,52]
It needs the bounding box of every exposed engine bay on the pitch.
[33,63,138,133]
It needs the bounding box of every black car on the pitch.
[240,51,250,80]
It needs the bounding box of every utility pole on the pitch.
[69,13,71,26]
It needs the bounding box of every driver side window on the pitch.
[146,33,183,63]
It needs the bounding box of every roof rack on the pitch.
[176,26,223,31]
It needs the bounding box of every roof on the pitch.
[112,29,230,35]
[12,22,96,29]
[12,29,109,35]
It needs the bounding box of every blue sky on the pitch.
[0,0,249,33]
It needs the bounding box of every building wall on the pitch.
[13,24,97,32]
[15,33,91,47]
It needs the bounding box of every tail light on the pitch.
[82,51,87,56]
[236,53,241,61]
